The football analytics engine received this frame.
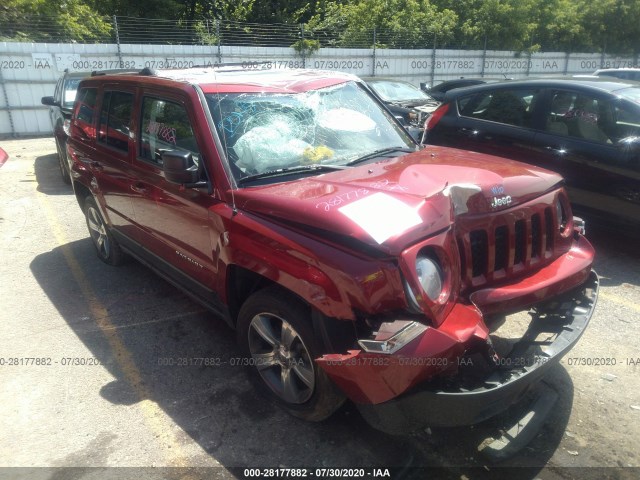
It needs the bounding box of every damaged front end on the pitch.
[317,271,598,434]
[316,184,599,434]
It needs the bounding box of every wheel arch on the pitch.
[226,265,358,354]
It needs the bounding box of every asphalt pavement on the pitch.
[0,138,638,480]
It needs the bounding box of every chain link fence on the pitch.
[4,14,636,54]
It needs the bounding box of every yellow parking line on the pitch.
[599,291,640,314]
[37,191,190,467]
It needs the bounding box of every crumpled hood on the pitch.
[231,146,563,254]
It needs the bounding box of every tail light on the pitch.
[424,103,450,131]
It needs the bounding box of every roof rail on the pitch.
[90,68,141,77]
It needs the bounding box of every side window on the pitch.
[139,97,200,166]
[99,91,133,152]
[73,87,98,140]
[63,78,81,108]
[613,102,640,141]
[459,89,537,128]
[545,90,612,144]
[54,77,62,104]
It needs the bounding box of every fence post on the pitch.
[564,51,570,75]
[430,33,437,88]
[481,34,487,77]
[300,24,306,68]
[113,16,123,68]
[216,20,222,64]
[0,67,16,137]
[372,27,377,76]
[600,40,606,68]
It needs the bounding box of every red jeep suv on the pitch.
[67,67,598,434]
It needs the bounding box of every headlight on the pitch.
[416,254,443,301]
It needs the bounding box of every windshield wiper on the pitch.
[346,147,415,166]
[237,164,348,185]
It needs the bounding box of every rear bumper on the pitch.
[318,270,598,433]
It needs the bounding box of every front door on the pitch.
[128,92,220,296]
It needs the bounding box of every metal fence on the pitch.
[2,16,639,137]
[4,14,639,54]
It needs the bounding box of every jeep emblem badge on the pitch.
[491,195,512,208]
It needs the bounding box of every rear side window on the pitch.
[73,87,98,140]
[545,90,613,144]
[139,97,200,166]
[99,91,133,152]
[458,89,539,128]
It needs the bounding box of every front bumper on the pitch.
[317,270,598,433]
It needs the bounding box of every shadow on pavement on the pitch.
[28,237,579,478]
[33,153,72,196]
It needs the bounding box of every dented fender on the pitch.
[316,303,488,404]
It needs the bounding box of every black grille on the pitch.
[470,230,488,277]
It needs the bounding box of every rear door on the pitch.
[91,86,138,234]
[451,87,544,161]
[532,88,640,229]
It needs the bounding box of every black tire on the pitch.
[84,196,124,266]
[237,286,346,422]
[56,138,71,185]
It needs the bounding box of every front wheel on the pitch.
[84,196,124,266]
[237,287,345,421]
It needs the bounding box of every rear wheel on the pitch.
[55,137,71,185]
[84,196,124,266]
[237,287,345,421]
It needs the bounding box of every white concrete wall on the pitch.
[0,41,635,136]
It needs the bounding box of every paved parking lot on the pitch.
[1,137,639,479]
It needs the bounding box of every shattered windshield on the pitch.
[206,81,414,180]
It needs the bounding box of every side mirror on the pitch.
[420,82,430,92]
[162,150,199,184]
[41,96,59,107]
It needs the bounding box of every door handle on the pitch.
[82,160,104,171]
[545,146,567,156]
[458,127,479,138]
[131,183,148,194]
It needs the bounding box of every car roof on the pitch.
[594,68,640,73]
[64,71,93,80]
[361,77,415,85]
[80,67,359,94]
[441,76,640,99]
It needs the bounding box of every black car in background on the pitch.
[422,77,512,101]
[424,77,640,233]
[362,77,440,132]
[41,70,89,184]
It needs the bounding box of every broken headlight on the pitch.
[416,253,443,302]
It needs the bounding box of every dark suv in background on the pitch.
[41,70,89,183]
[424,77,640,234]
